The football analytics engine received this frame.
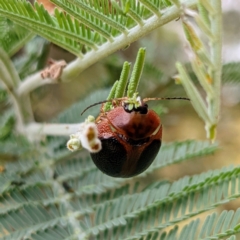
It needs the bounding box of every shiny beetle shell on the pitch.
[90,103,162,178]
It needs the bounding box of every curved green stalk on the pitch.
[127,48,146,97]
[103,80,119,112]
[115,62,131,98]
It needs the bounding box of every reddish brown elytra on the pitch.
[82,96,190,178]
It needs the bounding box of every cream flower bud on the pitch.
[67,135,82,152]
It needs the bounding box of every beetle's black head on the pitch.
[123,102,148,114]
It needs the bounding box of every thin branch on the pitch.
[0,75,25,133]
[209,0,222,122]
[17,72,56,96]
[25,122,82,137]
[0,49,25,132]
[0,48,34,125]
[17,0,198,96]
[0,48,20,87]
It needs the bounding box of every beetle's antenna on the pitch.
[81,97,190,115]
[81,100,111,115]
[143,97,190,102]
[81,97,127,115]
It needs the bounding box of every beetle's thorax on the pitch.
[97,106,161,141]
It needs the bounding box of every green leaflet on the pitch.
[2,160,240,239]
[0,17,34,56]
[0,137,219,239]
[0,0,174,56]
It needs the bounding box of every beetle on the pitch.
[82,96,189,178]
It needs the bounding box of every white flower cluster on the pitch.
[67,116,102,153]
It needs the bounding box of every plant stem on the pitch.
[0,50,25,133]
[209,0,222,123]
[0,75,25,133]
[17,72,56,96]
[0,48,35,133]
[25,123,82,137]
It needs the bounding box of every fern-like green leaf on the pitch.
[0,203,69,240]
[51,0,128,37]
[186,62,240,85]
[0,16,34,56]
[0,139,224,240]
[0,109,15,140]
[143,140,217,176]
[0,0,98,56]
[30,224,76,240]
[85,165,240,239]
[13,36,50,79]
[3,158,240,239]
[0,134,32,157]
[0,0,187,60]
[154,209,240,240]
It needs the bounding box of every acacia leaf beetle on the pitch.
[81,95,189,178]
